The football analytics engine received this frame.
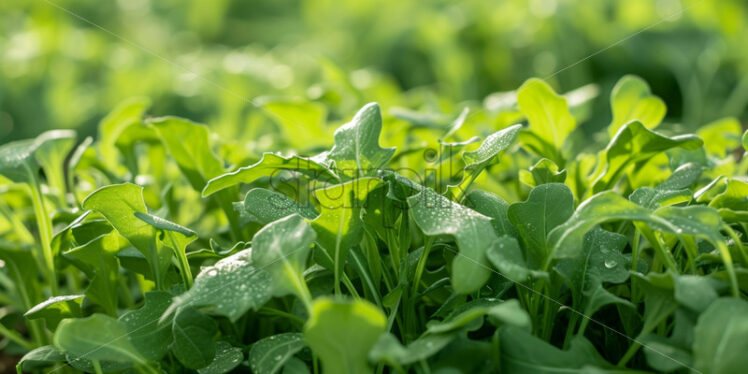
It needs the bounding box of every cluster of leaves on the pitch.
[2,76,748,374]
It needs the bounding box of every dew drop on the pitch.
[604,259,617,269]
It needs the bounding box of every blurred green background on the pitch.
[1,0,747,144]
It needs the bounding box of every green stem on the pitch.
[723,224,748,266]
[26,166,58,295]
[411,238,435,294]
[168,234,193,289]
[92,360,104,374]
[0,322,35,350]
[617,341,641,367]
[455,167,483,203]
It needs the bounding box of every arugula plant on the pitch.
[2,76,748,374]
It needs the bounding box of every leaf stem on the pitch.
[26,165,58,295]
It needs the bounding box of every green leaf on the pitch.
[53,314,145,365]
[693,298,748,374]
[198,341,244,374]
[499,326,614,373]
[0,139,38,183]
[608,75,666,136]
[592,121,703,193]
[463,190,519,239]
[508,183,574,265]
[251,214,315,299]
[171,308,218,370]
[304,297,386,374]
[462,124,521,173]
[203,152,336,197]
[485,236,531,282]
[631,272,678,337]
[25,294,83,330]
[82,183,172,289]
[118,291,173,361]
[239,188,318,224]
[98,97,151,170]
[168,249,272,322]
[407,187,496,294]
[261,99,331,150]
[629,162,701,209]
[63,231,124,316]
[743,129,748,151]
[325,103,395,178]
[148,116,225,190]
[369,332,455,367]
[249,333,306,374]
[34,129,77,199]
[517,78,576,163]
[696,117,742,157]
[311,178,381,289]
[427,299,530,334]
[548,191,676,259]
[554,227,632,322]
[16,345,65,372]
[519,158,567,187]
[709,178,748,212]
[135,211,197,288]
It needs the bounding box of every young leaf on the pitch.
[118,291,174,361]
[325,103,395,178]
[251,214,315,301]
[16,345,66,373]
[202,153,336,197]
[517,78,576,163]
[239,188,318,224]
[63,231,124,316]
[369,332,455,367]
[171,308,218,370]
[498,326,614,372]
[198,341,244,374]
[82,183,172,289]
[693,298,748,374]
[462,124,522,173]
[148,116,225,190]
[168,249,272,322]
[311,177,382,292]
[463,190,519,239]
[592,121,703,193]
[135,211,197,288]
[304,297,386,374]
[25,294,84,330]
[33,129,77,201]
[485,236,531,283]
[407,187,496,293]
[53,314,146,365]
[519,158,566,187]
[608,75,666,136]
[98,97,151,170]
[554,227,632,325]
[427,299,530,334]
[507,183,574,266]
[249,333,306,374]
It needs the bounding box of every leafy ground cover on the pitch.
[1,76,748,374]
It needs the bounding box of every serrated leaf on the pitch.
[325,103,395,178]
[304,298,385,374]
[249,333,306,374]
[203,153,336,197]
[407,187,496,293]
[609,75,666,136]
